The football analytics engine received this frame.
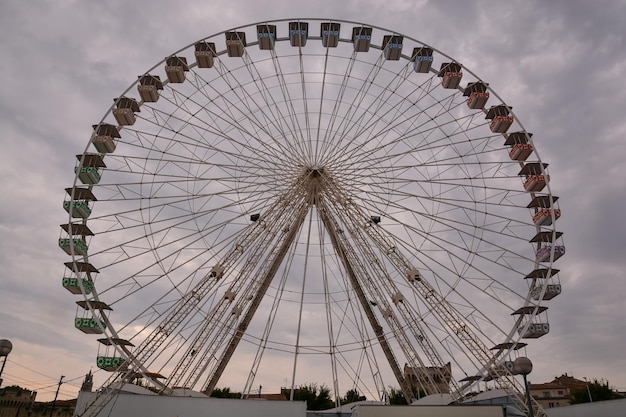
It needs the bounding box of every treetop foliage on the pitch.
[570,378,624,404]
[286,383,335,410]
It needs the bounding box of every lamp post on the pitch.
[514,357,534,417]
[0,339,13,388]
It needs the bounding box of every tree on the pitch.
[287,383,335,410]
[570,378,624,404]
[385,385,427,405]
[341,388,366,405]
[209,387,241,399]
[386,386,408,405]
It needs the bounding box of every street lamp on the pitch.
[0,339,13,387]
[513,356,534,417]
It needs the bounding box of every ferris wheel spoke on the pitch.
[366,203,531,307]
[329,173,529,247]
[239,52,309,154]
[260,49,313,161]
[128,104,290,172]
[320,63,437,161]
[320,55,389,163]
[346,63,419,144]
[316,51,362,162]
[200,59,293,151]
[373,185,531,245]
[295,48,315,160]
[351,112,490,172]
[330,49,413,143]
[210,58,308,165]
[166,75,288,168]
[354,104,480,171]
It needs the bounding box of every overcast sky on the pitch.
[1,0,625,402]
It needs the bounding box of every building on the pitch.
[0,373,94,417]
[403,363,452,395]
[29,399,76,417]
[528,381,570,409]
[0,386,37,417]
[528,373,587,409]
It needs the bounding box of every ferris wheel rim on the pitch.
[63,18,562,416]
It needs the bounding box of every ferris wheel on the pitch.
[61,18,564,416]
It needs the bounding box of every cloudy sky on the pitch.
[1,0,625,403]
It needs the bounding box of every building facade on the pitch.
[529,373,587,409]
[0,386,37,417]
[403,363,452,395]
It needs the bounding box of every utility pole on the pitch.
[584,377,593,402]
[49,375,65,417]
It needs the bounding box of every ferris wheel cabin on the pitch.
[383,35,404,60]
[112,96,140,126]
[531,231,565,263]
[74,300,111,334]
[519,162,550,192]
[463,81,490,109]
[486,105,514,133]
[91,123,120,154]
[194,41,216,68]
[289,21,309,47]
[137,74,163,103]
[505,132,534,162]
[97,338,134,372]
[352,26,372,52]
[513,306,550,339]
[321,22,341,47]
[412,47,434,73]
[74,153,105,185]
[257,24,277,50]
[528,195,561,227]
[165,56,189,83]
[63,186,96,219]
[225,31,246,57]
[438,62,463,89]
[524,268,563,302]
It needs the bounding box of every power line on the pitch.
[4,358,86,392]
[31,378,81,392]
[6,359,60,380]
[3,371,53,386]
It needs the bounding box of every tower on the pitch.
[80,370,93,392]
